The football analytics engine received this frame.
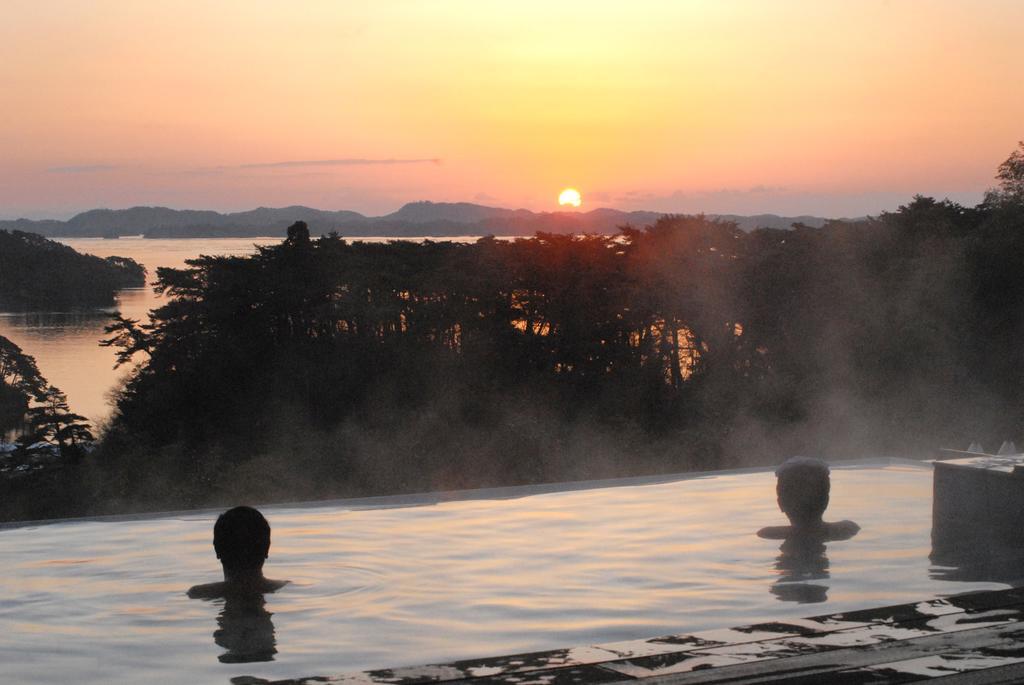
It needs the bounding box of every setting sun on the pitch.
[558,188,582,208]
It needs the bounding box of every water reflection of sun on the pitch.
[558,188,582,208]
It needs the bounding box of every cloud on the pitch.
[616,186,788,204]
[46,159,442,179]
[171,158,444,176]
[237,158,441,169]
[609,186,793,212]
[606,185,990,218]
[474,192,498,202]
[47,164,120,174]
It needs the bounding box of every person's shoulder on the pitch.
[757,525,792,539]
[825,520,860,541]
[187,581,227,599]
[262,578,289,593]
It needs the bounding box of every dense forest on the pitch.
[0,230,146,309]
[2,143,1022,521]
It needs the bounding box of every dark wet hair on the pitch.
[775,458,830,525]
[213,506,271,571]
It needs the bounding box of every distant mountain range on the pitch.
[0,202,838,239]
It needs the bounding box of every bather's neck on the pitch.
[222,567,267,586]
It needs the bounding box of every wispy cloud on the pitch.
[237,158,441,169]
[173,158,443,176]
[604,185,966,218]
[47,164,120,174]
[614,186,789,204]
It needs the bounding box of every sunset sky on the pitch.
[2,0,1022,218]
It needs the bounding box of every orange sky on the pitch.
[1,0,1022,218]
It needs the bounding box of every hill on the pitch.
[0,202,835,239]
[0,230,146,309]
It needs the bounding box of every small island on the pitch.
[0,230,146,310]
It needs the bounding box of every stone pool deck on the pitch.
[235,587,1024,685]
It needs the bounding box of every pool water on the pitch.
[0,461,1012,683]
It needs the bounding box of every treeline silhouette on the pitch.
[0,230,146,309]
[2,143,1023,520]
[1,335,93,458]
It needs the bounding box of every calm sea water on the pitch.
[0,463,1008,683]
[0,236,483,427]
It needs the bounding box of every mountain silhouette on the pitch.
[0,202,837,239]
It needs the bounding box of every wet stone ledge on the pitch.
[233,587,1024,685]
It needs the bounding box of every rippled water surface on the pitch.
[0,463,1010,683]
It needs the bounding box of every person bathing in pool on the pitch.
[188,506,288,599]
[757,457,860,541]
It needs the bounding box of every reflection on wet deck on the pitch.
[232,587,1024,684]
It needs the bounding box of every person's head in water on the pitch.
[214,506,271,577]
[188,506,287,599]
[775,457,830,527]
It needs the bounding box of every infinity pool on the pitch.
[0,460,1012,683]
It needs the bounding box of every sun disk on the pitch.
[558,188,582,208]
